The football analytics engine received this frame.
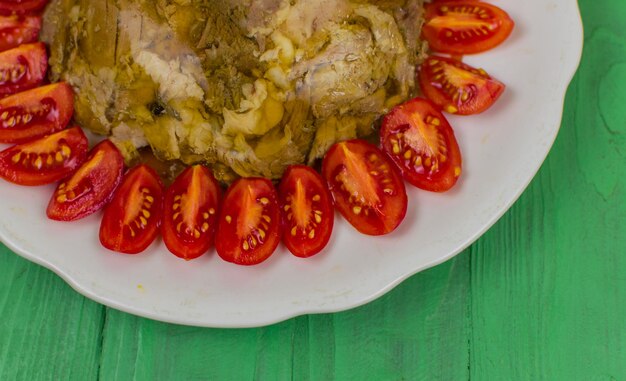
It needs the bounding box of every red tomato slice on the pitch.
[322,140,407,236]
[381,98,462,193]
[419,55,505,115]
[0,42,47,98]
[423,1,515,55]
[162,165,222,260]
[0,0,48,14]
[0,126,87,186]
[279,165,334,258]
[0,82,74,143]
[99,164,164,255]
[215,178,281,266]
[0,15,41,52]
[47,140,124,221]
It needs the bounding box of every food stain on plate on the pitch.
[10,206,26,216]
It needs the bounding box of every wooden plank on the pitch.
[0,247,105,381]
[469,1,626,379]
[97,255,470,381]
[329,255,470,381]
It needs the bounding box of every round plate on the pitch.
[0,0,583,328]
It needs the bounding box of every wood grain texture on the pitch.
[0,245,105,381]
[94,256,470,381]
[470,2,626,379]
[1,0,625,380]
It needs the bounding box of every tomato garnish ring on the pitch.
[0,15,42,53]
[216,178,281,265]
[162,165,222,260]
[322,140,407,236]
[100,164,164,254]
[419,55,505,115]
[0,126,88,186]
[47,139,124,221]
[0,43,47,98]
[279,165,334,258]
[381,98,463,193]
[423,1,515,55]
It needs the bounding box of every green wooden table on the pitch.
[1,1,624,379]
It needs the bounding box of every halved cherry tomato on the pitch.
[0,15,41,52]
[322,140,407,236]
[0,126,87,186]
[423,1,515,55]
[215,178,281,266]
[0,42,47,98]
[162,165,222,260]
[0,82,74,143]
[279,165,334,258]
[419,55,505,115]
[47,140,124,221]
[381,98,462,192]
[0,0,48,15]
[99,164,164,254]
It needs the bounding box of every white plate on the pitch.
[0,0,583,328]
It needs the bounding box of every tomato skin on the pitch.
[0,0,48,15]
[0,82,74,143]
[0,42,47,98]
[162,165,222,260]
[215,178,281,266]
[99,164,164,255]
[381,98,462,193]
[0,15,41,52]
[419,55,505,115]
[423,1,515,55]
[322,140,407,236]
[279,165,334,258]
[0,126,88,186]
[47,140,124,221]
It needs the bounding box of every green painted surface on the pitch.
[1,1,624,379]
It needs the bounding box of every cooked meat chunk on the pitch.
[42,0,426,181]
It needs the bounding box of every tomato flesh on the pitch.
[0,0,48,14]
[162,165,222,260]
[419,55,505,115]
[423,1,515,55]
[0,82,74,143]
[381,98,462,192]
[99,164,164,254]
[215,178,281,266]
[279,165,334,258]
[0,15,41,52]
[0,42,47,98]
[47,140,124,221]
[0,126,87,186]
[322,140,407,236]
